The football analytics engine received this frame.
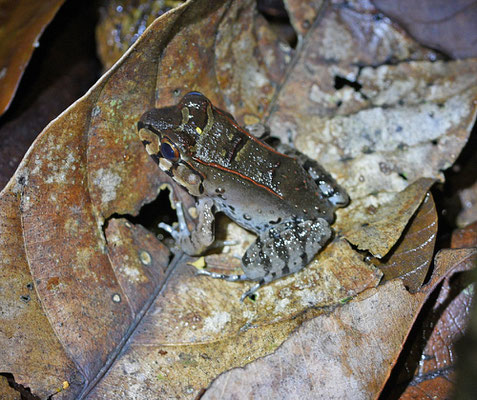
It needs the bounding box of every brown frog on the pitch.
[138,92,349,301]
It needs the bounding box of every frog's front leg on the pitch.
[159,197,215,256]
[198,218,331,301]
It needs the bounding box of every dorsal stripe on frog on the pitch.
[191,157,284,200]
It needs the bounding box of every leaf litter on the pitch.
[0,0,476,398]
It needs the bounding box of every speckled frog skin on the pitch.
[138,92,349,301]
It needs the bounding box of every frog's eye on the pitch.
[160,138,180,162]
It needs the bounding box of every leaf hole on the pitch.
[334,75,363,92]
[0,373,39,400]
[398,172,408,181]
[103,187,177,244]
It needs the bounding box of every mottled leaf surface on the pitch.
[202,248,477,400]
[1,0,477,398]
[397,247,477,400]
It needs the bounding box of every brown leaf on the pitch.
[452,221,477,249]
[386,248,476,399]
[0,375,22,400]
[0,190,84,397]
[1,0,477,398]
[95,0,185,70]
[338,178,435,257]
[201,248,477,399]
[268,1,477,258]
[400,375,455,400]
[0,0,65,115]
[374,192,438,292]
[373,0,477,59]
[88,238,381,398]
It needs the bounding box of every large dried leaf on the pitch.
[0,0,65,115]
[201,248,477,399]
[268,1,477,257]
[1,0,477,398]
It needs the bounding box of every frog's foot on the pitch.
[158,200,190,241]
[240,281,264,302]
[158,198,215,256]
[196,269,263,302]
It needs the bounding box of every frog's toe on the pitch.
[329,191,349,207]
[196,269,247,282]
[158,222,184,242]
[158,222,174,234]
[240,281,264,302]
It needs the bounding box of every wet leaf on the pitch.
[452,221,477,248]
[0,0,476,398]
[0,0,65,115]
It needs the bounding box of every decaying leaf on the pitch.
[373,191,438,291]
[96,0,185,70]
[201,248,477,399]
[396,247,477,400]
[0,0,476,398]
[0,0,65,116]
[373,0,477,59]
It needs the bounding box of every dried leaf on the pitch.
[1,0,477,398]
[201,248,477,399]
[452,221,477,248]
[338,178,435,257]
[374,192,438,292]
[0,190,84,397]
[0,375,21,400]
[373,0,477,59]
[0,3,99,191]
[390,247,477,400]
[96,0,185,70]
[0,0,65,115]
[267,1,477,258]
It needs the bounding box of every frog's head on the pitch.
[137,92,212,196]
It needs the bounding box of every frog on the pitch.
[137,92,349,301]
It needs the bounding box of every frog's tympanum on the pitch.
[138,92,349,301]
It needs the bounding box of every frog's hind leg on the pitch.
[274,142,349,207]
[196,268,268,302]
